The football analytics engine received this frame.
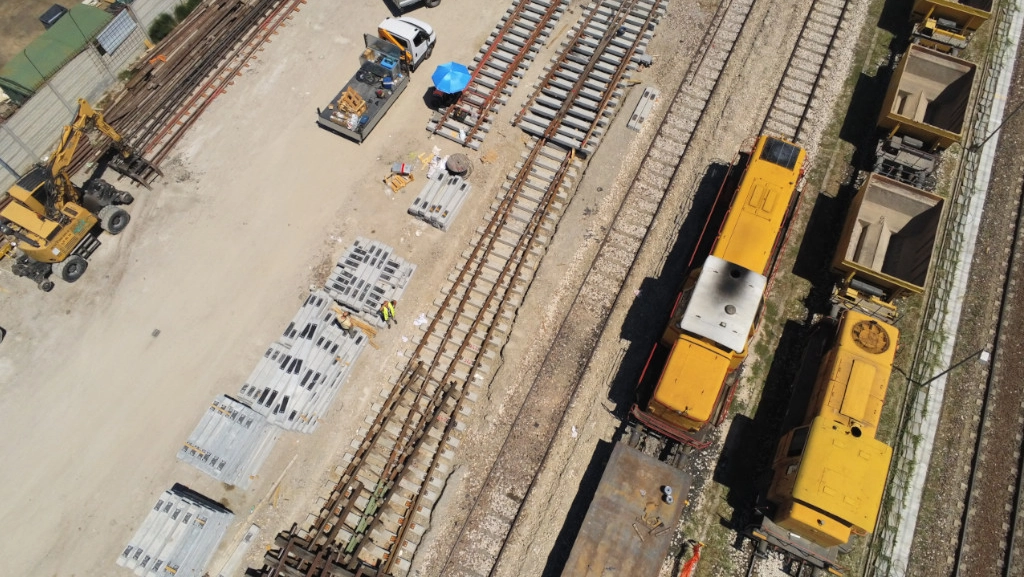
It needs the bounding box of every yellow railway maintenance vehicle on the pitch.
[0,99,157,291]
[749,310,899,573]
[631,135,806,450]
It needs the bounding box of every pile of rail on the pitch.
[117,484,234,577]
[408,172,472,231]
[178,395,281,488]
[427,0,568,149]
[239,290,369,433]
[70,0,305,178]
[324,238,417,323]
[257,0,669,575]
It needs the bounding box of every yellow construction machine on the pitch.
[0,98,159,291]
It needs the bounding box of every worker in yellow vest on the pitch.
[380,300,398,328]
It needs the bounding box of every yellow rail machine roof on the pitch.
[651,255,766,429]
[771,417,893,548]
[804,311,900,436]
[712,135,806,274]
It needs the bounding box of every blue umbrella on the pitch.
[432,62,472,94]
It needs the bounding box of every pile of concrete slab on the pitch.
[325,237,416,320]
[238,290,368,433]
[408,172,472,231]
[177,395,280,489]
[117,484,233,577]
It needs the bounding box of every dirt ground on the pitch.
[0,0,62,69]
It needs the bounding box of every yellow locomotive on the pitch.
[752,310,899,569]
[632,135,806,448]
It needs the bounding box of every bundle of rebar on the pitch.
[71,0,301,177]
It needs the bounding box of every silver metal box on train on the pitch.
[878,44,976,150]
[833,173,944,298]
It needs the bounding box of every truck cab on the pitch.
[378,17,436,71]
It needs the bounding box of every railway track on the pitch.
[432,0,861,573]
[760,0,849,142]
[427,0,567,149]
[258,0,859,573]
[511,0,663,156]
[432,0,758,573]
[953,178,1024,576]
[259,1,665,575]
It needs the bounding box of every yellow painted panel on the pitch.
[711,136,806,274]
[790,418,892,538]
[840,360,874,422]
[0,202,58,238]
[649,337,731,428]
[774,501,849,549]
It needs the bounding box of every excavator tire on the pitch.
[53,255,88,283]
[39,280,55,292]
[426,0,441,6]
[98,205,131,235]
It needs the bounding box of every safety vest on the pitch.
[381,303,394,321]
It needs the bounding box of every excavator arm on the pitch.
[72,98,161,187]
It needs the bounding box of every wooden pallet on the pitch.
[385,173,414,192]
[336,87,367,116]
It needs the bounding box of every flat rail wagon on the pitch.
[562,442,691,577]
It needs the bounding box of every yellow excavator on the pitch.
[0,98,160,291]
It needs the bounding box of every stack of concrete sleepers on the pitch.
[324,237,416,320]
[238,290,367,433]
[177,395,280,489]
[408,172,472,231]
[117,484,233,577]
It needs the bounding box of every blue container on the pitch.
[382,76,394,90]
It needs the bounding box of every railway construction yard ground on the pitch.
[1,0,1022,576]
